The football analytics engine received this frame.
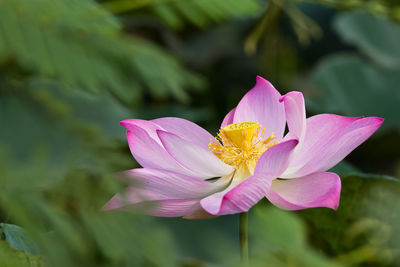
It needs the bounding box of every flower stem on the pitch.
[239,212,249,267]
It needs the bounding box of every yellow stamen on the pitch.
[208,122,278,176]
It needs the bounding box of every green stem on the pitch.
[244,0,282,55]
[239,212,249,267]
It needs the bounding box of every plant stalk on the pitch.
[239,212,249,267]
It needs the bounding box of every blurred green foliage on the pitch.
[302,0,400,21]
[0,0,399,266]
[0,0,204,103]
[299,173,400,266]
[309,12,400,132]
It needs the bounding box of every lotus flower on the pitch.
[105,76,383,218]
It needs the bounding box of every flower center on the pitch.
[209,122,277,175]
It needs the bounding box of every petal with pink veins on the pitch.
[280,91,306,143]
[126,126,197,176]
[104,168,231,217]
[282,115,383,178]
[103,194,125,210]
[200,173,274,216]
[266,172,341,210]
[233,76,286,139]
[141,199,203,217]
[221,108,236,128]
[200,139,298,215]
[158,130,234,178]
[123,168,230,199]
[254,139,299,177]
[152,117,214,149]
[121,117,214,150]
[107,196,203,218]
[103,188,169,210]
[120,119,162,144]
[121,119,220,177]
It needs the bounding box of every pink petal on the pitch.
[266,172,341,210]
[254,139,299,177]
[107,196,214,219]
[200,139,298,215]
[126,127,195,176]
[121,117,214,150]
[152,117,214,149]
[103,187,169,210]
[282,115,383,178]
[122,119,219,177]
[106,196,203,217]
[104,168,231,217]
[280,91,306,143]
[233,76,286,139]
[141,199,202,217]
[103,194,125,210]
[158,130,234,178]
[221,108,236,128]
[200,173,274,215]
[121,119,162,144]
[124,168,229,199]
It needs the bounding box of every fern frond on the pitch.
[104,0,261,30]
[152,0,261,29]
[0,0,204,102]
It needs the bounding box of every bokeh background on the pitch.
[0,0,400,266]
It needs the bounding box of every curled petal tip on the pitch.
[255,75,270,84]
[267,172,341,210]
[329,177,341,210]
[279,91,303,103]
[120,120,128,127]
[102,195,122,211]
[320,173,341,211]
[361,116,384,128]
[374,117,384,124]
[120,119,142,129]
[199,198,220,215]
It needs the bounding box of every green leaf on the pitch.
[306,0,400,23]
[0,241,43,267]
[298,173,400,265]
[252,206,305,251]
[0,223,40,254]
[156,215,238,263]
[249,206,340,267]
[334,11,400,68]
[310,54,400,131]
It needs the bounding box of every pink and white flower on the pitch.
[105,76,383,218]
